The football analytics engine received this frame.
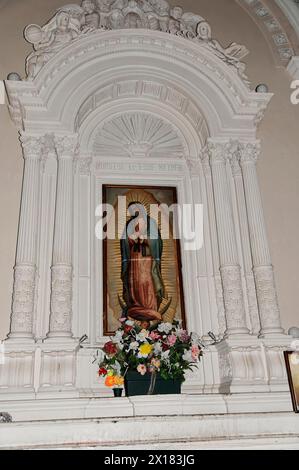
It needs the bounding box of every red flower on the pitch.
[124,325,133,334]
[103,341,118,355]
[99,367,107,376]
[162,342,170,351]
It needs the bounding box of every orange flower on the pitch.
[105,375,115,388]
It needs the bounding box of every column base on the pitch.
[225,330,251,338]
[259,329,286,338]
[5,333,35,344]
[44,334,78,345]
[217,334,292,393]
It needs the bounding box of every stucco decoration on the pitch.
[24,0,249,84]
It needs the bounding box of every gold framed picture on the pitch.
[102,184,186,335]
[284,350,299,413]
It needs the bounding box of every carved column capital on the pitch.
[239,141,260,165]
[207,140,230,165]
[54,135,79,159]
[20,133,45,159]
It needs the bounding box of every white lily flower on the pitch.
[158,322,173,334]
[161,349,170,360]
[154,342,163,355]
[129,341,139,351]
[113,330,124,343]
[182,349,193,363]
[136,331,148,342]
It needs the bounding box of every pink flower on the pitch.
[119,317,126,323]
[149,331,160,340]
[137,364,147,376]
[191,345,200,361]
[178,329,190,343]
[167,334,177,347]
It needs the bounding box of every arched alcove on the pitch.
[1,1,292,413]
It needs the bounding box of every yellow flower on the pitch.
[114,376,124,386]
[139,343,153,357]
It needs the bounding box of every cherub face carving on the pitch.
[171,6,183,20]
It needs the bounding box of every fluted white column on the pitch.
[200,150,226,335]
[8,134,44,340]
[229,147,260,335]
[208,141,249,336]
[239,142,283,336]
[47,135,78,339]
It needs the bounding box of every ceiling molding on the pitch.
[236,0,298,66]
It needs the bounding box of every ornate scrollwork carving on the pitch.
[24,0,249,85]
[254,265,281,332]
[49,265,73,334]
[220,265,248,332]
[19,134,45,159]
[239,141,260,165]
[11,264,36,334]
[55,135,79,158]
[207,141,230,165]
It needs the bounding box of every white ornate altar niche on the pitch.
[0,0,294,418]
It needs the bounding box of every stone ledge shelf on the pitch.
[0,409,298,449]
[0,392,293,423]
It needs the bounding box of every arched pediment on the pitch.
[5,2,272,142]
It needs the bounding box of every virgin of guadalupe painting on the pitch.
[102,185,186,335]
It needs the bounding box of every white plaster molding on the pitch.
[228,142,260,335]
[49,265,74,337]
[238,141,283,336]
[93,112,184,158]
[10,264,37,340]
[8,134,51,341]
[5,29,272,139]
[275,0,299,41]
[237,0,295,65]
[207,140,249,336]
[47,134,79,340]
[23,1,249,84]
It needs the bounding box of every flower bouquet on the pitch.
[97,319,202,396]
